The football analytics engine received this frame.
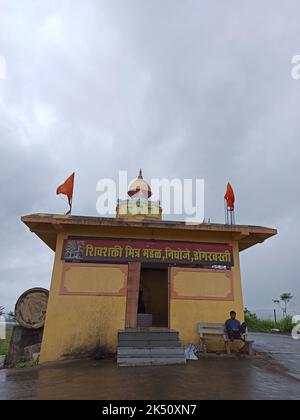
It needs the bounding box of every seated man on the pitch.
[225,311,247,341]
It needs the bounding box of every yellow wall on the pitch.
[39,234,128,364]
[170,242,244,351]
[40,226,245,362]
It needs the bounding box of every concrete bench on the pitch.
[198,322,254,356]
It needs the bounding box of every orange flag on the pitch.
[224,182,235,210]
[56,173,75,213]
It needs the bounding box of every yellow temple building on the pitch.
[21,171,277,364]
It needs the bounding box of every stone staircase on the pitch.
[117,329,186,366]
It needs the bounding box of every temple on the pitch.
[116,169,162,221]
[21,171,277,364]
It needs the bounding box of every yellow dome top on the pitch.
[128,169,152,199]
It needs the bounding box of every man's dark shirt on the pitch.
[225,319,241,332]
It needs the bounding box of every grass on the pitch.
[0,327,39,368]
[0,327,12,356]
[14,358,39,369]
[245,314,295,334]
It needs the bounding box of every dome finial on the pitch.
[128,169,152,199]
[117,169,162,220]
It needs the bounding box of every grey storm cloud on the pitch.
[0,0,299,314]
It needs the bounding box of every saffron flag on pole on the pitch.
[56,173,75,214]
[224,182,235,210]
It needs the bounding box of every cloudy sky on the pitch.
[0,0,299,315]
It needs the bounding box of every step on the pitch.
[118,331,180,348]
[118,340,181,348]
[118,331,179,340]
[118,347,185,356]
[117,346,186,366]
[117,330,186,366]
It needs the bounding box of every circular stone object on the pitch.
[15,288,49,329]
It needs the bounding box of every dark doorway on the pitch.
[137,266,169,328]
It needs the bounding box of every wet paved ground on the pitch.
[0,333,299,400]
[250,332,300,381]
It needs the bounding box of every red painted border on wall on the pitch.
[170,267,234,301]
[60,262,128,297]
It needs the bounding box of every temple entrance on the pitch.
[137,266,169,328]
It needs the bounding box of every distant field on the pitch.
[0,327,12,355]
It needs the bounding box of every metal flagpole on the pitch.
[67,195,73,216]
[68,173,75,215]
[224,199,228,224]
[59,196,68,205]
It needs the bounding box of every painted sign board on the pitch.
[61,238,234,267]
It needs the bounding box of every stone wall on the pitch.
[5,326,43,367]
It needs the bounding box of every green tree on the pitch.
[273,293,293,317]
[244,307,258,320]
[0,306,5,316]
